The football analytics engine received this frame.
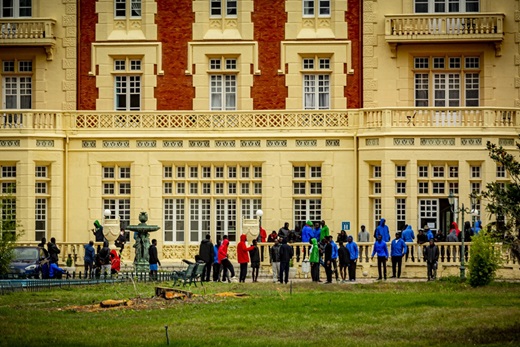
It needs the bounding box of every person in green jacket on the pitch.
[320,220,330,241]
[309,238,321,282]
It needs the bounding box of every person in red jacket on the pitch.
[237,234,255,282]
[110,249,120,275]
[217,235,236,282]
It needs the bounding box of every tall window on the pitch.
[35,166,49,241]
[2,60,32,109]
[293,164,322,228]
[396,198,406,231]
[163,164,262,243]
[414,56,480,107]
[210,0,237,18]
[303,57,330,110]
[210,58,237,110]
[102,165,131,229]
[1,0,32,17]
[115,0,141,18]
[1,165,16,240]
[303,0,330,17]
[114,58,141,111]
[414,0,479,13]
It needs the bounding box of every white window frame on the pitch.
[210,0,237,18]
[114,0,141,19]
[2,60,32,109]
[414,0,479,13]
[303,0,331,18]
[190,198,210,243]
[164,198,184,242]
[1,0,32,18]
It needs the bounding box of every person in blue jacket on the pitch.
[301,220,313,243]
[425,226,434,241]
[212,239,221,282]
[374,218,390,242]
[371,234,389,280]
[301,220,314,260]
[346,235,359,281]
[473,220,482,236]
[401,224,415,261]
[390,232,407,278]
[329,236,339,282]
[49,262,68,279]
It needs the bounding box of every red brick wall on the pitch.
[77,0,97,110]
[346,0,362,109]
[155,0,194,110]
[251,0,287,110]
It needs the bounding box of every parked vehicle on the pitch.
[7,247,46,279]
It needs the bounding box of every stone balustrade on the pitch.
[0,18,56,40]
[385,13,504,39]
[1,108,518,131]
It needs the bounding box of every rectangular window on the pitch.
[304,74,330,110]
[1,0,32,17]
[202,182,211,194]
[373,165,381,178]
[216,198,237,242]
[419,181,429,194]
[189,166,198,178]
[373,182,381,195]
[303,0,330,17]
[164,166,173,178]
[35,198,46,241]
[449,166,459,178]
[210,75,236,110]
[115,75,141,111]
[396,198,406,231]
[418,166,428,178]
[310,182,322,195]
[470,165,481,178]
[164,182,172,194]
[215,167,224,178]
[176,183,185,194]
[396,182,406,194]
[164,198,184,242]
[449,182,459,195]
[228,166,237,178]
[241,166,250,178]
[293,182,305,195]
[254,182,262,194]
[202,166,211,178]
[415,0,479,13]
[190,199,210,242]
[496,164,506,178]
[254,166,262,178]
[432,166,444,178]
[102,164,131,229]
[240,182,249,195]
[210,0,236,18]
[190,182,198,194]
[471,182,481,194]
[414,55,480,107]
[432,182,445,194]
[310,166,322,178]
[373,198,382,228]
[115,0,141,18]
[293,166,306,178]
[177,166,185,178]
[294,199,322,227]
[396,165,407,178]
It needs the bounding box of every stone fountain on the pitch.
[125,211,160,272]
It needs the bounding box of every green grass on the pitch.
[1,280,519,347]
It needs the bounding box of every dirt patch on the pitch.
[58,292,249,313]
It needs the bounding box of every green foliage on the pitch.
[1,281,520,346]
[477,139,520,263]
[0,191,20,276]
[468,232,501,287]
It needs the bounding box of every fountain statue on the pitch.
[126,211,160,272]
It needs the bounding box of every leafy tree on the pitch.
[0,189,20,276]
[477,139,520,264]
[467,231,501,287]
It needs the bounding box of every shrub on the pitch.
[467,231,501,287]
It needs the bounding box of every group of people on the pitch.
[36,237,70,279]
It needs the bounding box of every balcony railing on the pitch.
[0,108,518,132]
[0,18,56,59]
[385,13,504,56]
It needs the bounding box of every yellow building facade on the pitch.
[1,0,519,266]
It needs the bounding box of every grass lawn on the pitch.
[0,279,519,347]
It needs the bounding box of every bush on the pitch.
[468,231,501,287]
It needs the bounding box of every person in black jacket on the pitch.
[198,234,214,282]
[149,239,161,281]
[47,237,60,264]
[278,238,294,284]
[323,237,333,284]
